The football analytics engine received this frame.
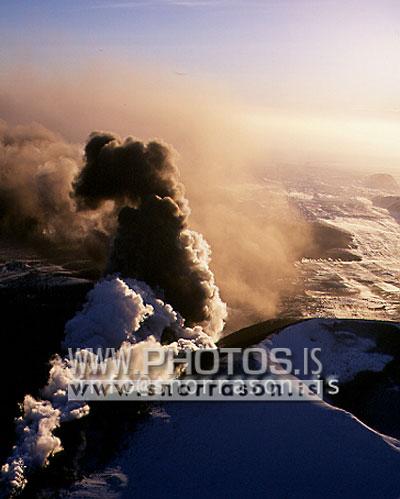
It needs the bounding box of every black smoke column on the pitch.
[73,132,226,336]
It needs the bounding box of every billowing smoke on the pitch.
[63,277,153,349]
[0,120,78,239]
[1,277,216,494]
[73,132,227,337]
[188,186,310,330]
[1,365,90,494]
[0,64,319,495]
[1,128,227,494]
[0,121,225,335]
[0,120,112,264]
[73,133,186,211]
[0,64,316,329]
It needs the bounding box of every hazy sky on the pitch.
[1,0,400,170]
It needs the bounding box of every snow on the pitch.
[62,318,400,498]
[285,177,400,320]
[263,318,395,383]
[65,396,400,498]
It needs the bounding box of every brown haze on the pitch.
[0,64,312,330]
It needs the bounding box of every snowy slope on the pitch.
[63,394,400,498]
[62,318,400,499]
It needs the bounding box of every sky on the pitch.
[1,0,400,170]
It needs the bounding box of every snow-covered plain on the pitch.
[285,171,400,319]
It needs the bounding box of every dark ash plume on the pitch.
[74,132,187,212]
[73,132,226,336]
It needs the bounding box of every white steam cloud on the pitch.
[1,277,216,494]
